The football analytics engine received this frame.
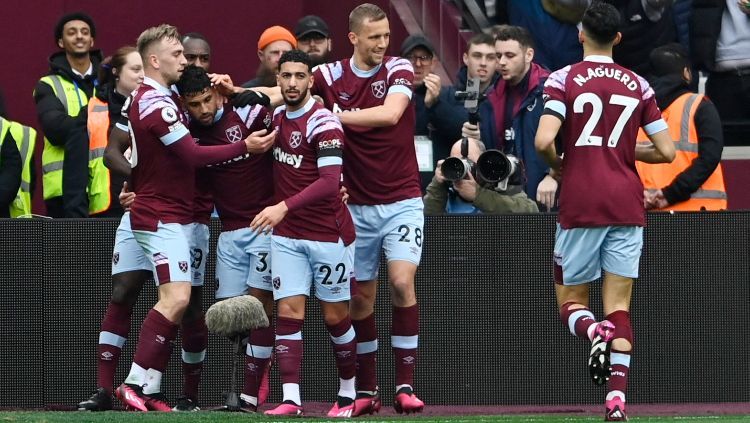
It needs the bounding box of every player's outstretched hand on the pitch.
[244,129,277,154]
[119,181,136,211]
[250,202,289,234]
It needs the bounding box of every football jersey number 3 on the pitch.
[573,93,639,148]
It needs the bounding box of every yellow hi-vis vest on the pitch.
[636,93,727,211]
[0,117,37,217]
[86,97,113,215]
[37,74,88,200]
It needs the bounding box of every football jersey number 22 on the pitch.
[573,93,639,148]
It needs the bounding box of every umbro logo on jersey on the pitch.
[289,131,303,148]
[371,80,386,98]
[225,124,242,143]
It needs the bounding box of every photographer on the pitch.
[423,138,538,214]
[462,26,552,206]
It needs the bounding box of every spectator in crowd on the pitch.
[504,0,584,71]
[0,94,37,218]
[295,15,332,67]
[34,12,102,217]
[400,34,465,189]
[181,32,211,70]
[451,34,500,145]
[311,3,426,414]
[423,137,538,214]
[242,26,297,88]
[636,43,727,211]
[609,0,678,77]
[691,0,750,124]
[85,46,143,218]
[473,26,552,205]
[536,3,674,420]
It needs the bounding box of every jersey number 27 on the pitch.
[574,93,639,148]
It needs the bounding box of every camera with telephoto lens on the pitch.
[440,139,522,191]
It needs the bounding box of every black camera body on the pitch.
[440,138,521,192]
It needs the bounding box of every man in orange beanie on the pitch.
[242,25,297,88]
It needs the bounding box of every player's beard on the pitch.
[283,87,309,108]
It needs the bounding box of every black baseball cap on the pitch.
[295,15,329,39]
[400,34,435,57]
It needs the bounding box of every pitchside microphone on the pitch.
[205,295,269,337]
[205,295,269,412]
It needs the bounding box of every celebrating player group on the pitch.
[76,2,675,421]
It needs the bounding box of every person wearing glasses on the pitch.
[399,35,465,190]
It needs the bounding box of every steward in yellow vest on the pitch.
[33,12,102,217]
[636,44,726,211]
[0,117,36,218]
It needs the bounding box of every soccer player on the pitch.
[249,50,357,418]
[113,24,276,412]
[310,3,425,415]
[534,3,675,421]
[175,64,276,412]
[79,35,223,413]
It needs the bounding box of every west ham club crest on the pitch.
[225,124,242,143]
[371,80,386,98]
[289,131,302,149]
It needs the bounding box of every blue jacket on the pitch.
[478,63,550,201]
[508,0,582,72]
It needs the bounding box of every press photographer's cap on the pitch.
[295,15,330,39]
[400,34,436,57]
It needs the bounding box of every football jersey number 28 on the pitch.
[573,93,639,148]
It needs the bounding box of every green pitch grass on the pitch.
[0,413,749,423]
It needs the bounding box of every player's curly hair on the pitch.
[278,50,313,73]
[175,64,211,97]
[581,1,621,45]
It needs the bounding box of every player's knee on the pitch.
[276,300,304,320]
[251,289,275,316]
[111,281,141,306]
[350,294,374,317]
[389,277,416,305]
[166,289,192,312]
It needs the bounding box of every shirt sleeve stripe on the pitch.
[318,155,343,167]
[544,99,566,117]
[160,125,190,145]
[643,118,668,135]
[387,85,413,99]
[115,122,129,133]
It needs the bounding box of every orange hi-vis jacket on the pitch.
[86,96,112,214]
[636,93,727,211]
